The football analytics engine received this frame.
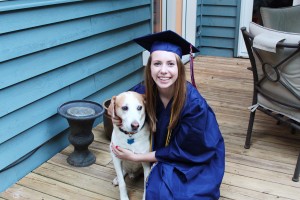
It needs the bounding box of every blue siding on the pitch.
[196,0,241,57]
[0,0,151,192]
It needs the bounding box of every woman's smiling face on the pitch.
[150,50,179,92]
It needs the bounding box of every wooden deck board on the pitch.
[1,184,60,200]
[1,56,299,199]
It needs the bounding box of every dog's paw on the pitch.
[112,176,119,186]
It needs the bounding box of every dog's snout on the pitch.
[131,122,139,130]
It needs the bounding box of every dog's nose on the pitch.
[131,122,139,131]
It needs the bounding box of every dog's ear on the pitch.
[109,96,117,118]
[142,94,146,105]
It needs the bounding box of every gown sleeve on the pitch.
[155,94,223,181]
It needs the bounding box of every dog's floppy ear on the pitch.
[142,94,146,105]
[109,96,117,118]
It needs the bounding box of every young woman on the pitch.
[110,30,225,199]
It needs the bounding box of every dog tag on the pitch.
[127,138,134,145]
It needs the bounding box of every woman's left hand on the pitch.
[111,143,136,161]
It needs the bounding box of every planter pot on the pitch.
[58,100,104,167]
[103,99,113,140]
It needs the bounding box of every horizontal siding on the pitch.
[199,16,236,27]
[0,0,81,11]
[200,47,234,57]
[0,5,150,62]
[203,0,238,6]
[0,28,147,117]
[0,0,151,192]
[0,0,149,34]
[199,5,237,17]
[0,22,149,90]
[196,0,241,57]
[201,37,235,48]
[201,26,236,38]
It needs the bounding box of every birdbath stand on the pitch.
[58,100,104,167]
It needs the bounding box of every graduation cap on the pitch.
[133,30,199,87]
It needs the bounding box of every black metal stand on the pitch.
[58,100,104,167]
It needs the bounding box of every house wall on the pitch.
[196,0,241,57]
[0,0,151,191]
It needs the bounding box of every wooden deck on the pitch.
[1,56,300,200]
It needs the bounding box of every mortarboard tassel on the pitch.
[190,44,197,88]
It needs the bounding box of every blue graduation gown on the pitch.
[132,82,225,200]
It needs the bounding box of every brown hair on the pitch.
[144,54,187,133]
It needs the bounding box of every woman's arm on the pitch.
[111,144,157,163]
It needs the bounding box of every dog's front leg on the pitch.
[112,156,129,200]
[142,162,151,200]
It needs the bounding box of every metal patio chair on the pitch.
[241,22,300,182]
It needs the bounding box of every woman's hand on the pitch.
[111,143,157,163]
[107,96,122,127]
[111,143,137,161]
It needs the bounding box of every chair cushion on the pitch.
[249,22,300,122]
[260,5,300,33]
[258,94,300,123]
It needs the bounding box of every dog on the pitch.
[110,91,151,200]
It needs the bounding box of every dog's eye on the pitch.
[137,106,142,111]
[122,106,128,111]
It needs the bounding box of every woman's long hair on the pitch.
[144,54,187,133]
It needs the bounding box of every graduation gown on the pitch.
[133,82,225,200]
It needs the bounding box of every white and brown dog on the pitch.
[110,91,150,200]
